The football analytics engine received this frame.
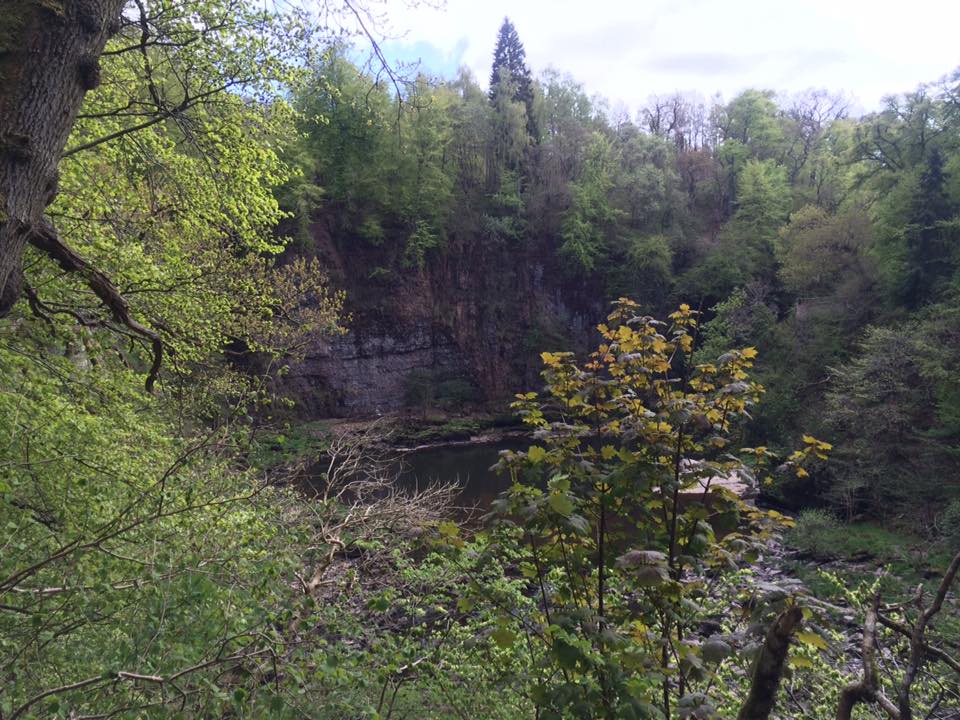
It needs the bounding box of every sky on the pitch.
[372,0,960,116]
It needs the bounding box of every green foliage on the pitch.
[716,90,785,161]
[823,303,960,525]
[41,0,345,376]
[735,159,790,239]
[0,320,302,717]
[786,509,841,558]
[480,300,820,718]
[777,205,874,299]
[489,17,537,139]
[685,159,789,299]
[404,220,442,269]
[625,234,674,296]
[403,369,480,412]
[942,499,960,552]
[0,2,353,713]
[559,132,618,274]
[699,286,778,364]
[298,52,457,268]
[249,420,332,469]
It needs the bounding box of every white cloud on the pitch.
[377,0,960,113]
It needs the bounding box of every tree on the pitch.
[0,0,127,317]
[823,313,960,524]
[558,131,617,274]
[0,0,379,382]
[488,67,532,178]
[488,17,538,140]
[712,90,785,218]
[777,205,875,305]
[482,299,826,718]
[900,148,958,306]
[715,90,784,161]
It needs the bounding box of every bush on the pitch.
[942,499,960,552]
[435,378,479,408]
[788,509,840,558]
[402,370,479,412]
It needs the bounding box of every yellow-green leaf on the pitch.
[548,493,574,516]
[796,632,828,650]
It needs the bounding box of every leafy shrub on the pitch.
[435,378,479,407]
[403,370,479,411]
[788,509,840,558]
[358,216,386,245]
[942,499,960,552]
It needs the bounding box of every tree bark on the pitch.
[737,606,803,720]
[0,0,125,316]
[837,595,901,720]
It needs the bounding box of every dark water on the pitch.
[396,439,528,510]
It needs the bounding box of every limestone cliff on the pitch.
[280,214,601,417]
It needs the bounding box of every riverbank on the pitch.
[252,411,529,469]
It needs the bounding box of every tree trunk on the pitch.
[0,0,125,316]
[737,606,803,720]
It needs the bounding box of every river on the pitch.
[395,439,529,510]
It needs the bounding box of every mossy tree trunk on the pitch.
[737,606,803,720]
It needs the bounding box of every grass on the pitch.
[785,510,956,597]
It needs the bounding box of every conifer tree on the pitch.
[488,17,538,140]
[901,147,956,306]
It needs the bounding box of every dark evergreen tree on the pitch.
[900,148,957,306]
[489,17,538,140]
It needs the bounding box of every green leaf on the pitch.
[796,631,829,650]
[438,520,459,538]
[788,654,815,669]
[491,627,516,649]
[456,596,475,613]
[552,639,582,670]
[548,492,574,516]
[528,445,547,463]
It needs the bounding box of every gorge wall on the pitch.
[280,215,602,417]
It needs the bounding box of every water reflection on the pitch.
[395,439,528,511]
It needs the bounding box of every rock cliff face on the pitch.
[281,320,468,416]
[280,216,602,417]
